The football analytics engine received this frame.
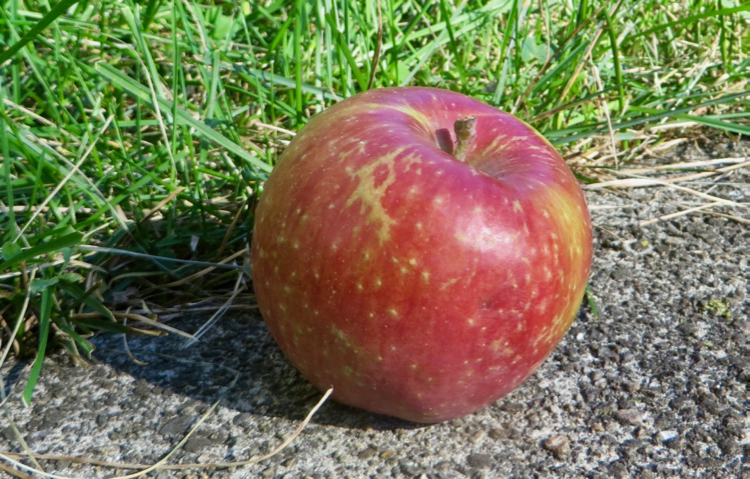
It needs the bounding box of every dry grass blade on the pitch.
[640,200,724,226]
[608,165,747,186]
[161,248,248,288]
[251,120,296,137]
[3,98,56,129]
[140,187,186,224]
[641,198,750,226]
[184,273,245,347]
[0,460,34,479]
[698,210,750,225]
[584,176,748,210]
[77,246,245,270]
[113,312,194,339]
[618,157,747,174]
[588,59,619,169]
[0,388,334,475]
[69,312,174,336]
[14,116,114,240]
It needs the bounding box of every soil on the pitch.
[1,136,747,478]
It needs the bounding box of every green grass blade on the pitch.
[586,284,599,319]
[221,62,342,102]
[325,12,369,92]
[603,6,625,115]
[0,97,14,231]
[548,90,750,145]
[294,0,305,122]
[0,232,83,271]
[629,3,750,40]
[55,318,95,356]
[673,114,750,136]
[22,286,53,406]
[0,0,81,65]
[94,62,272,173]
[57,282,115,321]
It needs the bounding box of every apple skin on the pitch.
[251,87,592,423]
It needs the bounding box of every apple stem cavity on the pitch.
[453,115,477,162]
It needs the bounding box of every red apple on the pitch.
[251,87,592,423]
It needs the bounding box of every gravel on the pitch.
[1,137,747,478]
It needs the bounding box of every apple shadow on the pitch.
[85,300,597,432]
[88,312,429,431]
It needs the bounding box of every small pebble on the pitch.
[614,409,646,425]
[466,453,492,468]
[542,434,570,456]
[469,430,485,443]
[357,447,377,459]
[158,416,193,436]
[656,430,679,442]
[664,236,685,246]
[380,450,396,460]
[622,380,640,393]
[488,428,507,440]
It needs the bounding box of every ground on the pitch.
[1,136,747,478]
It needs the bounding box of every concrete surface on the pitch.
[1,137,747,478]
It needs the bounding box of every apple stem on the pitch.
[453,116,477,162]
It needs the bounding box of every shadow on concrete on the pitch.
[89,312,429,431]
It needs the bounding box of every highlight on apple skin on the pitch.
[251,87,593,423]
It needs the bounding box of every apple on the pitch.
[251,87,592,423]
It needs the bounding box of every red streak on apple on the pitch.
[251,87,593,423]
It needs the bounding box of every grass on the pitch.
[0,0,748,403]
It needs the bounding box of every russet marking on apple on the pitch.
[343,147,414,244]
